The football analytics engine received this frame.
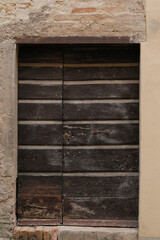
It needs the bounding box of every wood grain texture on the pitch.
[63,219,138,227]
[18,83,62,99]
[64,45,140,64]
[19,45,63,63]
[18,149,62,172]
[63,197,138,220]
[63,148,139,172]
[17,175,62,219]
[19,66,62,80]
[63,83,139,100]
[18,103,62,120]
[18,124,62,145]
[63,102,139,120]
[64,67,139,80]
[63,175,138,197]
[63,123,139,145]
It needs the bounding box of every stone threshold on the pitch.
[13,226,138,240]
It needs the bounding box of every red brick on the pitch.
[36,226,44,240]
[72,8,96,14]
[51,227,58,240]
[21,227,29,240]
[44,227,51,240]
[28,227,35,239]
[14,227,21,239]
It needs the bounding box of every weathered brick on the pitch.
[72,8,97,14]
[51,227,58,240]
[21,227,29,240]
[14,227,21,239]
[28,227,35,239]
[44,227,51,240]
[36,226,43,240]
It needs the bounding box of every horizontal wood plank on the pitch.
[64,45,140,64]
[19,66,62,80]
[63,102,139,120]
[18,103,62,120]
[18,149,62,172]
[63,83,139,100]
[18,83,62,99]
[63,219,138,227]
[63,123,139,145]
[63,197,138,220]
[63,148,139,172]
[63,175,138,197]
[18,175,62,219]
[64,67,139,80]
[18,124,62,145]
[19,45,63,63]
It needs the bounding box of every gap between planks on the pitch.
[18,172,139,177]
[18,80,139,85]
[18,120,139,124]
[19,63,139,67]
[18,99,139,104]
[18,145,139,150]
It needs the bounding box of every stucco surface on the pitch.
[0,0,146,237]
[0,0,146,42]
[139,0,160,238]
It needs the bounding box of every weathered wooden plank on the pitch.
[64,45,140,64]
[63,197,138,220]
[18,66,62,80]
[18,103,62,120]
[19,45,63,63]
[63,83,139,99]
[63,102,139,120]
[18,149,62,172]
[18,83,62,99]
[63,175,138,197]
[63,148,139,172]
[17,175,62,219]
[63,123,139,145]
[64,67,139,80]
[63,219,138,227]
[18,124,62,145]
[17,219,62,226]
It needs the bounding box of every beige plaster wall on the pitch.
[139,0,160,239]
[0,0,146,237]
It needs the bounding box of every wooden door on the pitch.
[17,44,139,227]
[17,45,63,225]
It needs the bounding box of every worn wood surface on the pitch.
[63,102,139,120]
[16,37,136,45]
[17,44,139,226]
[63,148,139,172]
[63,219,138,227]
[19,45,63,63]
[63,83,139,100]
[64,45,139,63]
[19,66,63,80]
[19,103,62,120]
[63,197,138,220]
[19,83,62,99]
[18,124,62,145]
[64,66,139,81]
[18,149,62,172]
[17,175,62,219]
[63,123,139,145]
[63,175,138,197]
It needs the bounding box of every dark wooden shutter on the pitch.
[62,45,139,227]
[17,45,63,225]
[17,44,139,227]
